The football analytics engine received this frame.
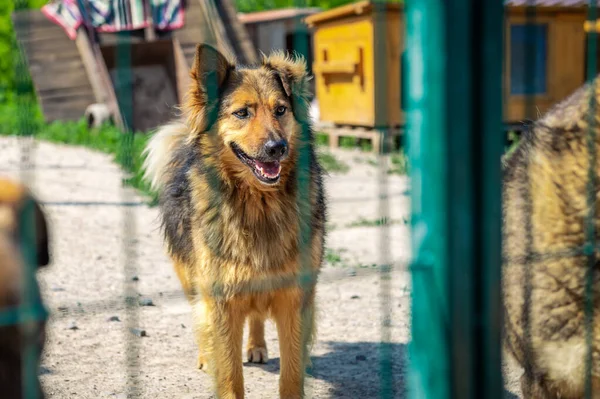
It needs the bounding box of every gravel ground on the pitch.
[0,136,521,398]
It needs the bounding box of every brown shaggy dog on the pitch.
[142,44,326,399]
[503,77,600,398]
[0,177,50,399]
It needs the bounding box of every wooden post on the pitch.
[142,0,157,42]
[75,27,125,130]
[173,37,191,105]
[75,29,109,105]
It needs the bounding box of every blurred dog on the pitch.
[0,177,50,399]
[143,43,326,399]
[503,77,600,398]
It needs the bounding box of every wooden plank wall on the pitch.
[173,0,211,68]
[215,0,258,64]
[12,10,96,123]
[173,0,257,68]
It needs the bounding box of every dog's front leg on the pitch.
[272,288,315,399]
[213,299,247,399]
[195,297,246,399]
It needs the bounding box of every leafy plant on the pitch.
[0,0,46,102]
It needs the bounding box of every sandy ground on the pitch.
[0,136,522,398]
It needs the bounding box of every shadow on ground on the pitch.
[246,341,406,398]
[245,341,522,398]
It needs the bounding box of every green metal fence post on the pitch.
[291,2,317,397]
[476,0,504,397]
[11,0,45,398]
[406,0,450,397]
[371,1,394,398]
[407,0,504,397]
[584,2,598,398]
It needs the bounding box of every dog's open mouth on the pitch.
[230,143,282,184]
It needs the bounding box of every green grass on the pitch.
[339,136,359,149]
[366,158,378,167]
[315,132,329,146]
[317,150,350,173]
[325,222,337,232]
[323,247,350,267]
[324,247,342,265]
[355,150,409,176]
[315,130,410,175]
[0,102,158,205]
[346,216,409,228]
[315,132,374,152]
[347,217,392,228]
[504,130,521,160]
[388,150,409,175]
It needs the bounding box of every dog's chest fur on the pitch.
[195,178,301,270]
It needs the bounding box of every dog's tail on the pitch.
[142,121,188,193]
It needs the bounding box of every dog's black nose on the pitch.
[264,139,287,159]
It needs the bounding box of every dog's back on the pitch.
[503,78,600,397]
[0,178,50,399]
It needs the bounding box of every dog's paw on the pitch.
[247,346,268,364]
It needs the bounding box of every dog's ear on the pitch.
[16,196,49,269]
[0,179,50,268]
[31,198,49,268]
[191,44,233,101]
[262,51,310,99]
[263,51,312,124]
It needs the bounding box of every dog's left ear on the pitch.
[16,196,50,268]
[263,51,310,99]
[31,199,49,268]
[192,44,234,101]
[0,179,50,268]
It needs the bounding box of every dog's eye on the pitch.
[275,106,287,116]
[233,108,249,119]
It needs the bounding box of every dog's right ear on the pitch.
[191,44,233,102]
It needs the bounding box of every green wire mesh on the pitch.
[584,2,597,398]
[15,0,594,398]
[516,2,598,398]
[10,0,45,398]
[114,30,142,398]
[17,198,44,399]
[291,2,317,397]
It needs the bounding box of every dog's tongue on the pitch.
[254,160,281,178]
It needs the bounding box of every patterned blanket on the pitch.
[41,0,185,40]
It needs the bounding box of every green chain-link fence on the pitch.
[6,0,600,398]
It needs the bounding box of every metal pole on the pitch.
[406,0,450,396]
[406,0,504,396]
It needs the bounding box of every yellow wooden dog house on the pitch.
[305,1,403,129]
